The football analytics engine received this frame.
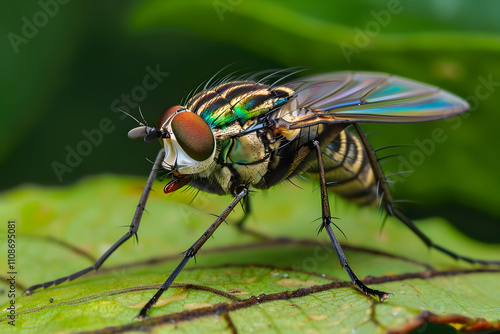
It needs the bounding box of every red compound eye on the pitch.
[157,105,182,130]
[171,112,215,161]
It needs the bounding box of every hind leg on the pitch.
[352,124,500,265]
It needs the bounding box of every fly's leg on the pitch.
[137,184,249,319]
[312,140,391,301]
[24,148,166,295]
[353,124,500,265]
[235,195,251,231]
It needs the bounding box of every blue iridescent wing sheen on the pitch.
[280,72,469,127]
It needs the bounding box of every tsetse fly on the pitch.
[25,70,500,318]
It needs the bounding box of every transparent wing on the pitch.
[278,72,469,128]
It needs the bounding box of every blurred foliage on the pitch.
[1,176,499,333]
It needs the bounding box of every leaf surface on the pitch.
[1,176,499,333]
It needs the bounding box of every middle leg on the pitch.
[138,185,249,318]
[312,140,391,301]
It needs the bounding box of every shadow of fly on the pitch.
[25,70,500,318]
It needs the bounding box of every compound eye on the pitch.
[171,112,215,161]
[157,105,183,130]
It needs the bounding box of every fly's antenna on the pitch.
[138,106,149,127]
[122,106,169,143]
[117,108,145,126]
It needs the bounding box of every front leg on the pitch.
[25,148,166,295]
[138,184,249,318]
[312,140,391,301]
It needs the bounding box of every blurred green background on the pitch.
[2,1,500,333]
[2,1,500,241]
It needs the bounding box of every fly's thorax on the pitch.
[192,120,279,194]
[186,80,294,129]
[158,79,296,192]
[157,108,216,175]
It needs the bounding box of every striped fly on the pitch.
[25,70,500,318]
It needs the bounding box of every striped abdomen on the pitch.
[321,129,379,206]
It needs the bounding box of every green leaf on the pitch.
[126,0,500,235]
[1,176,499,333]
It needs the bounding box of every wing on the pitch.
[277,72,469,128]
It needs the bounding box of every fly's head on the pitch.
[128,105,216,194]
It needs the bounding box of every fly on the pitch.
[25,70,500,318]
